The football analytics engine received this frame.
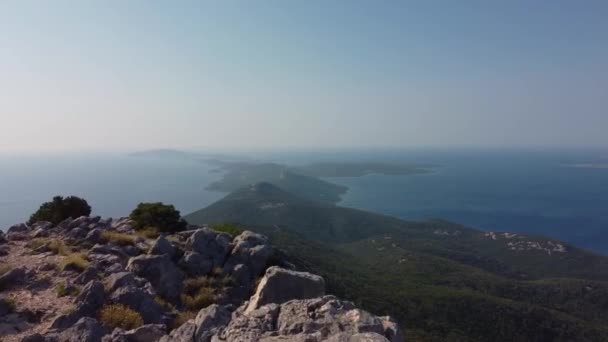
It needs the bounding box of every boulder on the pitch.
[86,229,104,244]
[126,254,184,303]
[75,267,100,285]
[68,227,88,239]
[187,228,232,268]
[6,232,29,241]
[74,281,106,317]
[68,216,91,230]
[33,221,54,230]
[179,252,213,277]
[224,231,273,284]
[0,266,27,290]
[7,223,29,234]
[0,231,6,244]
[218,296,403,342]
[102,324,167,342]
[194,304,232,342]
[57,317,107,342]
[105,272,137,293]
[245,267,325,313]
[149,236,177,258]
[159,320,196,342]
[109,286,165,324]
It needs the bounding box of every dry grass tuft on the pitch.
[172,310,197,329]
[136,226,160,239]
[99,304,144,330]
[60,253,89,272]
[48,239,71,256]
[25,238,48,250]
[0,264,11,276]
[181,286,216,311]
[101,231,136,246]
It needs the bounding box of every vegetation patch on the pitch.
[60,253,89,272]
[181,274,232,311]
[172,310,197,329]
[28,195,91,225]
[130,202,186,233]
[210,223,243,238]
[25,238,48,250]
[55,282,80,297]
[154,296,175,312]
[48,239,71,256]
[136,226,160,239]
[0,264,11,276]
[99,304,144,330]
[101,231,136,246]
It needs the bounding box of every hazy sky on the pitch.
[1,1,607,153]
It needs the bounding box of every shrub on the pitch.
[136,226,160,239]
[101,231,136,246]
[99,304,144,330]
[129,202,187,233]
[210,223,243,238]
[28,196,91,225]
[181,286,216,311]
[60,253,89,272]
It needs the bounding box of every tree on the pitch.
[129,202,187,233]
[28,195,91,225]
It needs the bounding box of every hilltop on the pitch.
[0,216,402,341]
[186,183,608,341]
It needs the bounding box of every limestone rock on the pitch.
[0,266,27,290]
[102,324,167,342]
[245,266,325,313]
[194,304,232,342]
[126,254,184,303]
[179,251,213,277]
[159,320,196,342]
[57,317,107,342]
[7,222,29,234]
[187,228,232,269]
[149,235,177,258]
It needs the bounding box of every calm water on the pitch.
[0,154,225,229]
[316,149,608,254]
[1,148,607,254]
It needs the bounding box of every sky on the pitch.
[1,0,607,153]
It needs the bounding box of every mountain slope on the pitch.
[186,183,608,281]
[185,183,608,341]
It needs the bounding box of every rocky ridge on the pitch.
[0,217,403,342]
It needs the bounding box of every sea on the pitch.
[1,148,607,254]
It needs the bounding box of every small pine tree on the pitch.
[28,196,91,225]
[129,202,187,233]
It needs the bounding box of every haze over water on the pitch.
[2,147,607,254]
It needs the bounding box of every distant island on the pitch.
[131,149,435,204]
[566,163,608,169]
[293,162,433,177]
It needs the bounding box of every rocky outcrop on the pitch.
[0,217,403,342]
[126,254,184,303]
[245,266,325,313]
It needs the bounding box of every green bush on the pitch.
[129,202,187,233]
[28,196,91,225]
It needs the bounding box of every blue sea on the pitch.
[1,148,607,254]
